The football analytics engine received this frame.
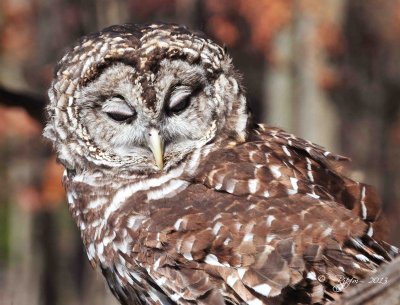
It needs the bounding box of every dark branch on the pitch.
[0,86,47,125]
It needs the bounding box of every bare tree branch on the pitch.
[337,257,400,305]
[0,86,46,125]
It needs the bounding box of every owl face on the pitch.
[45,23,249,174]
[78,59,218,171]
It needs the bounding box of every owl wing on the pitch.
[128,124,395,305]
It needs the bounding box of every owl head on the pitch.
[44,23,250,174]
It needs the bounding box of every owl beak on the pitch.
[148,128,164,170]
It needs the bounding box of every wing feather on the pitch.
[120,125,396,304]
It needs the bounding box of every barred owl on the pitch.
[44,23,397,305]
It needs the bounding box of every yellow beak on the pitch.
[148,128,164,170]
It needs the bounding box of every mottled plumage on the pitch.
[44,23,397,305]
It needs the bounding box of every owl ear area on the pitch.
[102,95,136,123]
[43,124,56,141]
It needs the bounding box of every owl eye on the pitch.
[169,96,191,114]
[167,86,194,114]
[102,95,136,123]
[106,111,134,122]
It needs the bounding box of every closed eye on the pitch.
[106,111,134,122]
[167,85,201,115]
[102,95,136,123]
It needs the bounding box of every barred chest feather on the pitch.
[65,144,212,262]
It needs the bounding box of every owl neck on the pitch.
[217,79,251,143]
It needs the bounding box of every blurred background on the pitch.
[0,0,399,304]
